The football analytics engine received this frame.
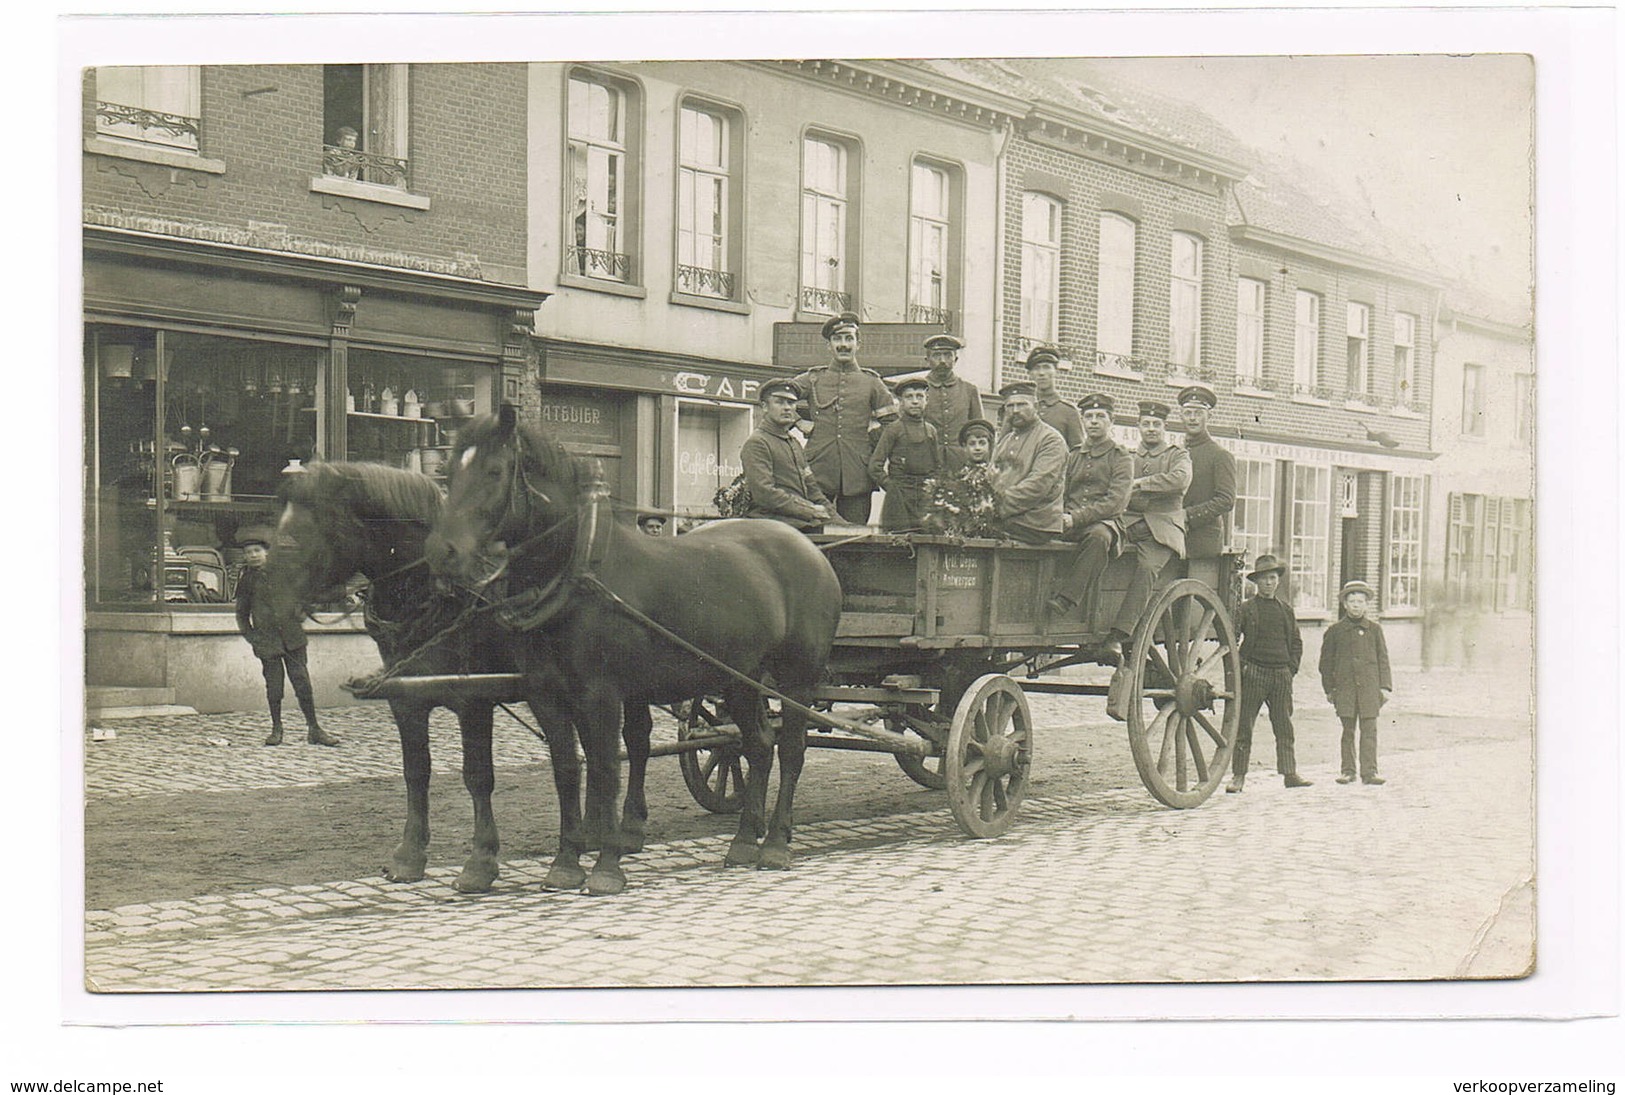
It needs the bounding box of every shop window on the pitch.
[1096,213,1136,360]
[1386,473,1424,610]
[1446,492,1481,608]
[1235,277,1266,386]
[675,401,753,516]
[1293,290,1322,396]
[1231,457,1277,572]
[1289,464,1331,613]
[1020,192,1061,349]
[1168,232,1203,375]
[345,350,497,483]
[95,66,200,151]
[1346,301,1371,399]
[322,64,410,188]
[800,133,855,315]
[676,101,740,300]
[568,70,640,284]
[1393,311,1417,408]
[908,160,958,327]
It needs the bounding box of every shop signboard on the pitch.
[538,389,620,447]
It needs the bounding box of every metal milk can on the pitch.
[171,452,201,500]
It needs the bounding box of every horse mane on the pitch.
[281,461,444,526]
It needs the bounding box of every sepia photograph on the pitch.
[43,11,1615,1074]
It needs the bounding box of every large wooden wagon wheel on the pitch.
[944,673,1033,838]
[1124,578,1240,808]
[675,697,746,815]
[892,660,980,790]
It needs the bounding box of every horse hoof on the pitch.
[724,840,759,867]
[620,826,646,855]
[455,858,499,893]
[541,864,587,892]
[586,868,626,896]
[758,845,793,871]
[385,852,427,883]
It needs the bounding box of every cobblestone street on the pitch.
[81,664,1534,993]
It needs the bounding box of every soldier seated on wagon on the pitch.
[738,378,836,531]
[1045,392,1134,641]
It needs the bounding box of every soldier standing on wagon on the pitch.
[1104,400,1191,652]
[1025,345,1085,450]
[920,333,984,447]
[1176,383,1236,566]
[739,378,836,531]
[793,312,898,525]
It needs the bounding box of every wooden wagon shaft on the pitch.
[1015,680,1112,697]
[343,673,529,701]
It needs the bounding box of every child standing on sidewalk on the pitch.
[1228,554,1311,792]
[1319,579,1392,785]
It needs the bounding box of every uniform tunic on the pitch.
[1036,392,1084,450]
[740,423,831,529]
[792,362,897,499]
[923,371,984,445]
[1123,440,1191,558]
[1182,430,1237,559]
[992,419,1067,538]
[868,417,944,530]
[1061,438,1133,538]
[1319,615,1393,718]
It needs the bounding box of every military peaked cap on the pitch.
[1023,345,1062,369]
[1077,392,1115,414]
[999,380,1038,399]
[759,378,804,403]
[1137,399,1171,421]
[820,311,861,340]
[923,333,964,352]
[1177,384,1219,409]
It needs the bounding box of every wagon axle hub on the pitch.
[978,732,1021,778]
[1175,674,1216,715]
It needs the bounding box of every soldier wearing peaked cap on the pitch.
[1178,382,1236,565]
[920,332,984,447]
[1046,392,1133,645]
[794,311,897,524]
[739,377,834,530]
[989,379,1067,542]
[1097,397,1191,650]
[1024,346,1083,450]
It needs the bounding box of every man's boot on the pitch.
[306,722,340,747]
[264,722,284,747]
[1225,772,1245,794]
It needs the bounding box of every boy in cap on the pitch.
[923,418,999,537]
[793,312,897,524]
[1104,400,1191,649]
[1046,392,1133,646]
[739,378,836,530]
[868,375,944,530]
[1025,346,1084,450]
[1319,579,1392,785]
[920,333,984,444]
[235,533,338,747]
[990,380,1067,542]
[1229,554,1310,791]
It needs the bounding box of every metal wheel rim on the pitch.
[676,698,746,815]
[944,673,1033,838]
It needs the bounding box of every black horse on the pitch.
[425,407,843,894]
[263,461,654,894]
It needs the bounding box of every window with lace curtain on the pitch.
[95,66,200,151]
[676,102,738,300]
[1020,192,1061,347]
[567,70,638,283]
[1168,232,1203,374]
[1096,213,1136,359]
[800,134,854,315]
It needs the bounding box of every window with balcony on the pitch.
[568,71,638,284]
[676,102,738,301]
[1346,301,1372,400]
[1020,192,1062,349]
[1168,232,1203,376]
[322,64,410,188]
[95,66,200,151]
[1461,362,1486,436]
[1095,212,1136,363]
[1293,290,1323,397]
[1289,463,1332,613]
[1393,311,1418,408]
[1236,277,1267,387]
[1387,473,1424,610]
[908,160,958,327]
[800,134,854,315]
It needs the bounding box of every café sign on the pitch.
[667,370,762,403]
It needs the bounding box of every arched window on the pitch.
[1096,212,1136,358]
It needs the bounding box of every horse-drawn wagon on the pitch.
[674,534,1244,840]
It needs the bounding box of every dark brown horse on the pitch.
[425,406,843,894]
[263,461,654,893]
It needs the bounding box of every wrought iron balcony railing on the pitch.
[907,304,956,328]
[322,145,409,188]
[568,246,633,282]
[1235,372,1274,392]
[1094,350,1145,374]
[677,265,736,299]
[96,101,200,148]
[800,286,852,315]
[1167,362,1217,383]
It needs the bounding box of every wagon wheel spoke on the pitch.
[1190,637,1231,679]
[1159,607,1184,673]
[1143,688,1178,701]
[1144,642,1176,686]
[725,756,746,794]
[991,776,1008,815]
[961,757,986,780]
[970,771,990,814]
[979,775,998,820]
[1193,709,1225,747]
[1175,713,1189,789]
[1184,718,1210,785]
[699,751,722,781]
[1186,604,1216,652]
[1152,702,1176,774]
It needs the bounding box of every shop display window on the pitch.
[345,350,495,481]
[675,400,752,516]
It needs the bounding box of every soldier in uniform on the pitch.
[1177,384,1237,565]
[990,380,1067,543]
[739,378,835,531]
[1106,400,1191,648]
[1025,346,1084,450]
[1046,393,1134,651]
[868,376,945,531]
[235,534,338,748]
[793,312,898,524]
[920,333,984,446]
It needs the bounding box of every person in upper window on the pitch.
[919,333,984,449]
[868,376,944,531]
[1046,392,1134,650]
[990,381,1067,543]
[1103,400,1191,651]
[1025,346,1084,450]
[739,378,835,531]
[792,312,898,525]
